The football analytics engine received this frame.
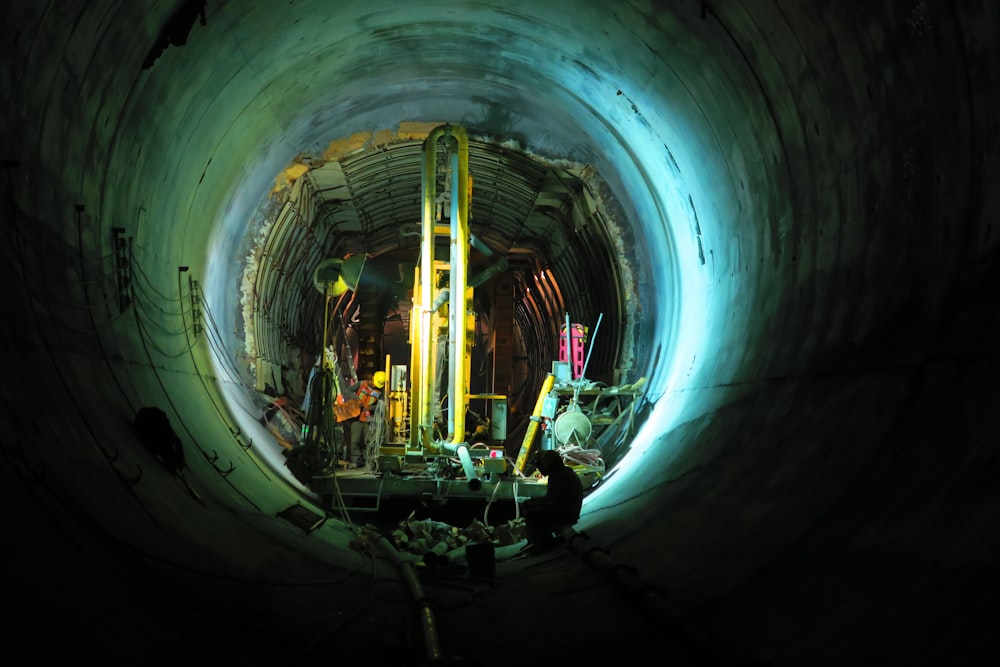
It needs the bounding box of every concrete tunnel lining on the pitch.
[1,1,999,665]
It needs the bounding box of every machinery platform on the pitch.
[308,469,549,510]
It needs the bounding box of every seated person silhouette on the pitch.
[521,449,583,553]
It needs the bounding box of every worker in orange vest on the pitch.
[344,370,385,469]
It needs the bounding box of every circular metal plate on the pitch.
[554,409,592,445]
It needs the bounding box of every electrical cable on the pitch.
[18,301,126,334]
[25,282,122,310]
[173,270,248,443]
[558,443,605,475]
[132,310,200,359]
[74,209,138,416]
[0,224,126,323]
[202,321,250,388]
[330,472,356,531]
[1,164,164,526]
[130,251,188,303]
[0,201,122,298]
[200,296,261,398]
[483,477,502,526]
[505,456,528,477]
[132,286,195,337]
[364,399,387,472]
[128,261,262,511]
[130,276,193,318]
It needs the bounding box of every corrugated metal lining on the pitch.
[337,139,547,254]
[248,135,627,396]
[339,142,423,253]
[467,143,547,248]
[252,174,328,367]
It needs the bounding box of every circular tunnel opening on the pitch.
[226,130,658,492]
[165,1,722,540]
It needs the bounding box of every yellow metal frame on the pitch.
[515,372,556,473]
[410,125,474,452]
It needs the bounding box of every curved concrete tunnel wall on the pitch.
[2,1,999,665]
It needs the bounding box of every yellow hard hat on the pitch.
[372,371,386,389]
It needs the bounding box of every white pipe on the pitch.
[580,312,603,382]
[565,312,572,377]
[443,442,481,491]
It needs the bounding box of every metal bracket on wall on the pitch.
[189,276,203,337]
[112,227,132,313]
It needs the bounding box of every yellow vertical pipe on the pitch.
[515,373,556,473]
[448,125,471,445]
[408,265,421,449]
[383,352,391,433]
[417,126,446,448]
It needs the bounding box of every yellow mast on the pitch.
[411,125,474,474]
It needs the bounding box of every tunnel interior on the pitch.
[237,132,642,471]
[2,1,999,665]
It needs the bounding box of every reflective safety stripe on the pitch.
[357,382,381,422]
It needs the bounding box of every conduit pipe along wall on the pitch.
[0,1,998,665]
